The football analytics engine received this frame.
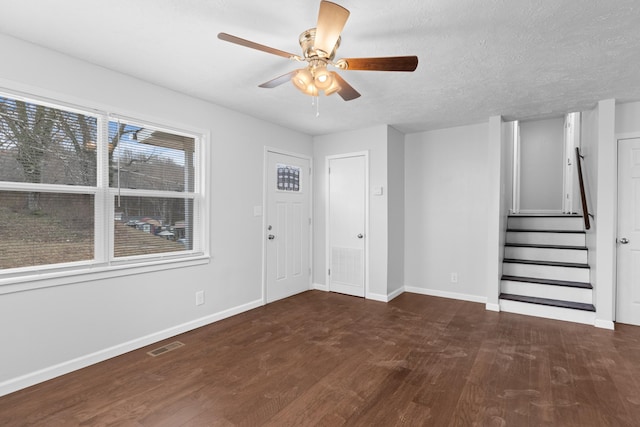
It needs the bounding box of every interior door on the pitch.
[328,154,366,297]
[265,151,311,303]
[617,138,640,326]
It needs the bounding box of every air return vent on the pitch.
[147,341,185,357]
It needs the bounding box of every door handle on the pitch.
[619,237,630,244]
[268,234,275,240]
[357,234,363,239]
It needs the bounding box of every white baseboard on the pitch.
[486,303,501,312]
[312,283,328,292]
[387,286,404,302]
[404,286,488,304]
[366,286,405,303]
[595,319,615,330]
[366,292,388,302]
[0,298,263,398]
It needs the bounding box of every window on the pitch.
[0,92,205,282]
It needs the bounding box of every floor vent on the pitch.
[147,341,185,357]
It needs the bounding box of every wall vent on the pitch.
[147,341,185,357]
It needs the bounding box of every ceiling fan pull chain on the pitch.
[315,95,320,117]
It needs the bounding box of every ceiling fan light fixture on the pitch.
[292,68,319,96]
[313,66,333,90]
[323,75,341,96]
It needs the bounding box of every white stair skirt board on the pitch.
[507,216,584,231]
[501,280,593,304]
[506,231,586,247]
[504,246,588,264]
[500,298,596,326]
[502,262,590,282]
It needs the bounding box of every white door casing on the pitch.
[617,138,640,326]
[264,150,311,304]
[326,153,367,298]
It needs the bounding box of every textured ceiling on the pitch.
[0,0,639,135]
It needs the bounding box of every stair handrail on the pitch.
[575,147,591,230]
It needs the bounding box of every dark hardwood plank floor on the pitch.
[2,291,640,426]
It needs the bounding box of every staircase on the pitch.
[499,214,596,325]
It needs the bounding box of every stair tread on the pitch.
[507,229,585,234]
[501,275,592,289]
[503,258,590,269]
[505,243,587,250]
[508,214,582,218]
[500,293,595,312]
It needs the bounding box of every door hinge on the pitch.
[309,267,312,276]
[309,218,312,225]
[328,269,331,276]
[328,167,330,174]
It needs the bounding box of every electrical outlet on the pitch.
[195,290,205,306]
[450,273,458,284]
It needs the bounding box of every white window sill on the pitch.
[0,254,211,295]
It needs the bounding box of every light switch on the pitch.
[253,206,263,217]
[372,186,383,196]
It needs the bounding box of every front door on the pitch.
[327,154,366,297]
[265,150,311,303]
[617,138,640,326]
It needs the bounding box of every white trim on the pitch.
[325,151,370,299]
[387,286,404,302]
[404,286,488,304]
[512,120,521,214]
[486,303,501,312]
[262,147,313,305]
[312,282,329,291]
[0,255,209,296]
[0,298,263,398]
[595,319,615,330]
[366,292,388,302]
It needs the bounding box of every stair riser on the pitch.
[503,263,590,282]
[504,246,588,264]
[500,299,596,325]
[506,232,585,247]
[501,280,593,304]
[508,216,584,231]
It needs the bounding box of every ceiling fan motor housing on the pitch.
[299,28,340,61]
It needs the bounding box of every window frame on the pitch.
[0,90,209,294]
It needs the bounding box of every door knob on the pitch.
[620,237,630,244]
[268,234,275,240]
[357,234,363,239]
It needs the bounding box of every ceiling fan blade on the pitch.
[314,1,350,57]
[332,73,360,101]
[339,56,419,72]
[258,70,298,88]
[218,32,297,59]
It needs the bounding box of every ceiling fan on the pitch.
[218,0,418,101]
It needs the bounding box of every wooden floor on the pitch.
[2,291,640,426]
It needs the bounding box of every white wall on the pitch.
[594,99,616,327]
[581,107,599,303]
[616,102,640,135]
[312,125,389,299]
[0,34,312,395]
[387,127,405,298]
[519,118,565,212]
[404,123,490,302]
